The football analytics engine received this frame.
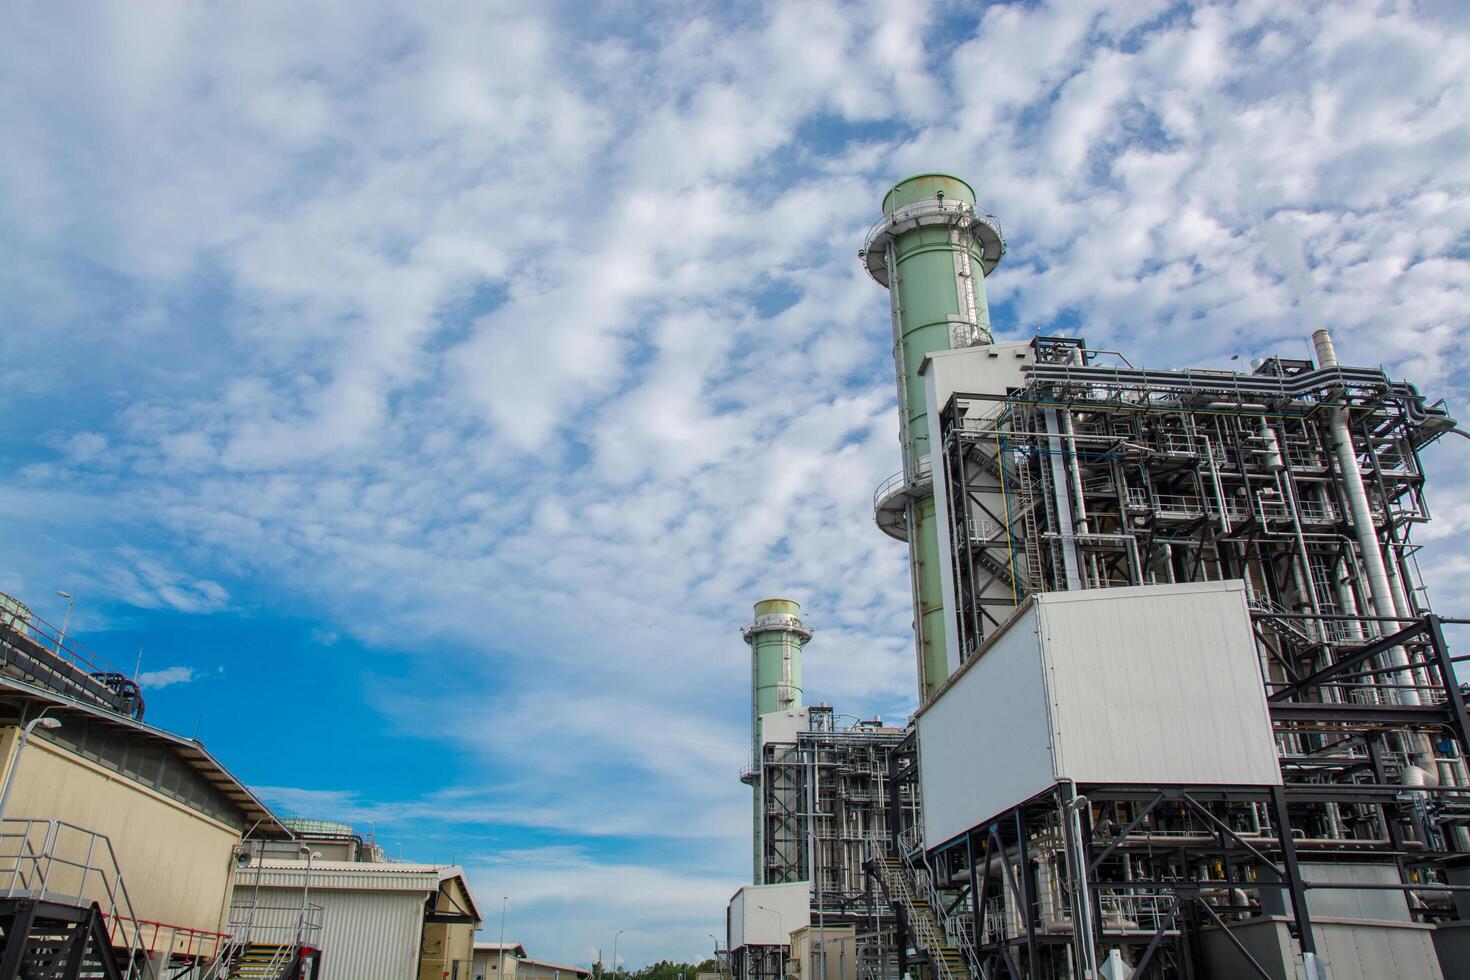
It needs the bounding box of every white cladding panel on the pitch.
[918,581,1279,849]
[921,343,1036,676]
[1041,581,1280,787]
[728,882,810,948]
[252,884,426,980]
[917,605,1055,849]
[760,708,810,747]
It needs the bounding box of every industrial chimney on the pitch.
[861,173,1005,701]
[741,598,811,882]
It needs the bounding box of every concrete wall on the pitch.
[418,874,478,980]
[0,727,240,941]
[470,954,588,980]
[471,949,514,980]
[516,961,590,980]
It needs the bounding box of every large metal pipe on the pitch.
[1312,329,1419,705]
[862,174,1004,702]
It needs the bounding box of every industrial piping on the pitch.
[1312,328,1420,705]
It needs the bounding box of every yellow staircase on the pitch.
[869,848,971,980]
[225,943,295,979]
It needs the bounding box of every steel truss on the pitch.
[757,710,916,979]
[892,335,1470,976]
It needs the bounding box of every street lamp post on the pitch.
[54,591,74,654]
[755,906,786,979]
[0,712,63,822]
[612,930,625,978]
[499,896,509,980]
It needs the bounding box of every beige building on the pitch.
[787,925,859,980]
[237,857,482,980]
[0,670,287,963]
[472,943,591,980]
[474,941,527,980]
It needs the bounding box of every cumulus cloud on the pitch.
[137,666,198,690]
[2,0,1468,966]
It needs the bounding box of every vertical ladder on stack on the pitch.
[1013,438,1042,599]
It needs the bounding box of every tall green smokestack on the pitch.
[863,173,1005,703]
[741,597,811,882]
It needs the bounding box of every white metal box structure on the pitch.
[916,580,1280,848]
[727,881,811,948]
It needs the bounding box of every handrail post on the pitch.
[84,829,99,911]
[38,819,59,897]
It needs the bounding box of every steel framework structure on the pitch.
[882,335,1470,978]
[741,708,917,980]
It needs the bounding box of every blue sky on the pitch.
[3,0,1469,967]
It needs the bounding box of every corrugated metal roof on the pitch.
[250,859,447,892]
[521,957,593,976]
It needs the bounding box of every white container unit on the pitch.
[916,580,1280,849]
[727,881,811,948]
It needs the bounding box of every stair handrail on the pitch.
[864,831,971,980]
[0,817,147,978]
[0,818,45,895]
[202,899,324,980]
[910,847,984,980]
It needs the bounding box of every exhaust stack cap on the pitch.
[1312,329,1339,369]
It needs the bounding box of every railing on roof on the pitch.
[0,604,144,719]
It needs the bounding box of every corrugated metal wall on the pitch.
[256,885,425,980]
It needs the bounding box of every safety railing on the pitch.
[1096,889,1178,935]
[0,818,146,977]
[202,901,323,980]
[912,857,983,980]
[872,456,933,512]
[865,831,974,980]
[864,198,1003,255]
[0,604,144,718]
[106,914,232,972]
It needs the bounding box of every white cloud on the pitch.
[137,666,197,690]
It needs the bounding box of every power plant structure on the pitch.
[728,602,913,980]
[721,171,1470,980]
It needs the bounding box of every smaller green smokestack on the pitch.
[742,598,811,883]
[744,598,809,717]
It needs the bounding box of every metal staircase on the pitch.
[0,819,145,980]
[218,943,302,979]
[200,899,321,980]
[865,833,972,980]
[0,898,129,979]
